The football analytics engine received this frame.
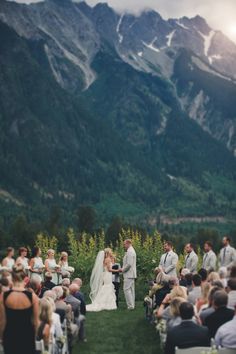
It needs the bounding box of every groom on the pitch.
[121,239,137,310]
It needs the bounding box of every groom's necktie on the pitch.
[164,252,169,265]
[203,253,208,266]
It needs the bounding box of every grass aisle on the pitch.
[73,302,162,354]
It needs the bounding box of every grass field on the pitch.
[73,302,162,354]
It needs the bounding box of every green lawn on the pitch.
[73,302,162,354]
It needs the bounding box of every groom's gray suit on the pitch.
[122,246,137,309]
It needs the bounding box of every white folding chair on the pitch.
[0,343,4,354]
[35,339,45,352]
[61,319,69,354]
[218,349,236,354]
[175,347,213,354]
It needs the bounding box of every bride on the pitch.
[86,248,119,312]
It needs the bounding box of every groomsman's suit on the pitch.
[202,250,217,271]
[122,246,137,310]
[159,250,178,277]
[184,250,198,273]
[219,245,236,268]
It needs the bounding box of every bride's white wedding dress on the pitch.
[86,252,117,312]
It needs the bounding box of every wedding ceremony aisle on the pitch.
[73,302,161,354]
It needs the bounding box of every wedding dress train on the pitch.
[86,269,117,312]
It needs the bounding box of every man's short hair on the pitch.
[192,274,202,286]
[213,290,228,308]
[179,302,194,320]
[224,236,231,243]
[204,241,213,248]
[198,268,208,281]
[208,286,223,305]
[164,241,173,248]
[228,278,236,291]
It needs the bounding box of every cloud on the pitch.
[7,0,236,42]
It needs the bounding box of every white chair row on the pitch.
[176,347,236,354]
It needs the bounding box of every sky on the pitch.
[9,0,236,42]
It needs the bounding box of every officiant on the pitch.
[111,255,121,307]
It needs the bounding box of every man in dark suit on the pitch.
[165,302,210,354]
[40,272,56,297]
[111,256,121,307]
[205,290,234,338]
[72,278,87,341]
[65,284,81,321]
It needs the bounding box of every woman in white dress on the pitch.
[29,246,44,280]
[16,247,29,273]
[86,248,119,312]
[44,249,60,285]
[1,247,15,271]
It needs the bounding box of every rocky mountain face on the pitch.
[0,0,236,223]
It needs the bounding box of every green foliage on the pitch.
[35,233,58,259]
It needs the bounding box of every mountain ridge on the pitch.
[0,0,235,225]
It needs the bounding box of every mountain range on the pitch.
[0,0,236,226]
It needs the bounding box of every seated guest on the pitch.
[207,271,221,285]
[199,286,222,325]
[163,297,186,330]
[53,286,78,351]
[198,268,208,284]
[72,278,87,341]
[41,272,56,297]
[179,268,190,288]
[218,267,228,288]
[215,304,236,349]
[27,274,42,297]
[185,273,193,292]
[72,278,86,316]
[196,282,211,313]
[36,298,52,353]
[230,266,236,278]
[227,278,236,309]
[188,274,202,305]
[205,290,234,338]
[157,285,187,320]
[65,284,81,321]
[0,278,10,293]
[62,278,71,288]
[53,286,72,323]
[165,302,210,354]
[42,295,63,350]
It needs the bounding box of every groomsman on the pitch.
[219,236,236,268]
[159,241,178,277]
[122,239,137,310]
[184,243,198,273]
[202,241,217,272]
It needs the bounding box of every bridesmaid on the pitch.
[1,248,15,271]
[29,247,44,280]
[59,252,74,276]
[16,247,29,272]
[44,249,59,285]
